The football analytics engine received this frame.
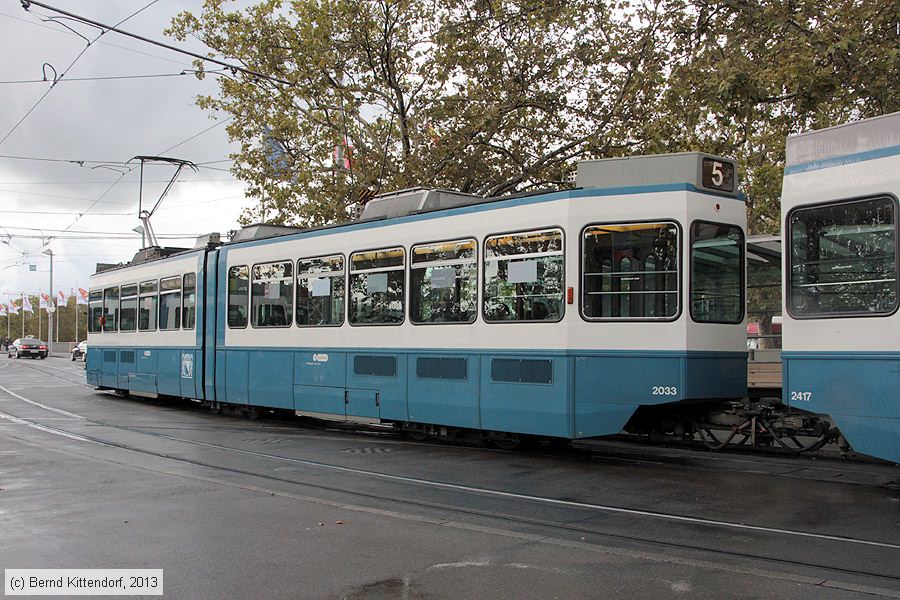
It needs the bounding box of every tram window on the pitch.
[102,286,119,332]
[119,284,138,332]
[789,196,897,317]
[227,265,249,328]
[138,280,157,331]
[410,239,477,324]
[159,276,182,330]
[582,222,679,320]
[183,273,197,330]
[251,261,293,328]
[349,247,405,325]
[297,255,344,327]
[483,229,564,322]
[690,221,744,323]
[88,290,103,333]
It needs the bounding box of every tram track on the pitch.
[0,364,899,591]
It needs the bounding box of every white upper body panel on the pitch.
[88,251,203,348]
[223,186,746,353]
[781,112,900,352]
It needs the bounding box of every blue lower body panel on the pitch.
[87,346,201,401]
[784,352,900,464]
[574,351,747,438]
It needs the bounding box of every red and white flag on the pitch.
[8,301,19,315]
[22,296,33,313]
[76,287,89,306]
[0,304,6,317]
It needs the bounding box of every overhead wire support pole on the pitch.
[20,1,294,86]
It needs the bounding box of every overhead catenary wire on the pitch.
[0,69,227,85]
[0,0,163,148]
[21,1,294,87]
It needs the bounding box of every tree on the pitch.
[167,0,672,226]
[168,0,898,231]
[638,0,899,233]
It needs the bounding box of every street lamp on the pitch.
[42,248,53,355]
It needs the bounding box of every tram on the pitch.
[87,152,747,445]
[781,111,900,464]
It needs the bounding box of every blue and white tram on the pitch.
[86,250,206,399]
[781,111,900,464]
[88,151,747,443]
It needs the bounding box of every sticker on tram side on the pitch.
[181,353,193,379]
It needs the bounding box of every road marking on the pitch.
[0,410,90,442]
[0,385,85,420]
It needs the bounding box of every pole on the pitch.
[75,294,79,343]
[38,294,42,341]
[48,252,53,354]
[21,293,24,338]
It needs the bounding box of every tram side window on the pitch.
[88,291,103,333]
[297,255,344,327]
[410,238,477,324]
[251,261,293,327]
[690,221,744,323]
[102,286,119,332]
[159,276,182,330]
[183,273,197,330]
[789,196,897,316]
[583,222,679,320]
[483,229,564,322]
[349,247,405,325]
[227,265,249,328]
[119,285,138,332]
[138,281,158,331]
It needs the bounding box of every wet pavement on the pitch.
[0,356,898,599]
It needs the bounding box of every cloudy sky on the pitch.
[0,0,252,303]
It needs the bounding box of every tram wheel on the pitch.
[489,432,521,451]
[407,425,431,441]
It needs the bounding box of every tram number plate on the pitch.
[790,391,813,402]
[701,158,735,192]
[652,386,678,396]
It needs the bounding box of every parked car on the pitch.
[8,338,48,359]
[72,340,87,360]
[71,341,87,361]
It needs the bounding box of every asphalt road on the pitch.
[0,356,898,599]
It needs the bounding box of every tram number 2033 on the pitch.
[651,386,678,396]
[790,391,813,402]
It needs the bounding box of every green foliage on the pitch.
[167,0,898,231]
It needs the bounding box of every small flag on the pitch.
[8,301,19,315]
[41,293,54,314]
[0,304,6,316]
[76,288,89,306]
[22,296,33,313]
